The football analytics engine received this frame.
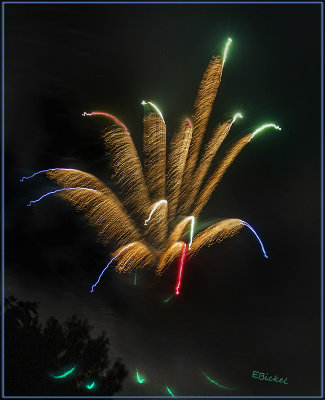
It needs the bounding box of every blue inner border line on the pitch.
[1,1,323,399]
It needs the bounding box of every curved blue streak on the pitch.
[20,168,78,182]
[241,221,268,258]
[90,243,134,293]
[27,187,97,206]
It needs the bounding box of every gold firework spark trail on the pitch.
[57,187,141,247]
[180,119,233,214]
[46,169,112,195]
[102,123,151,218]
[113,241,155,273]
[179,55,223,215]
[143,112,166,201]
[166,119,192,223]
[156,242,185,276]
[144,200,168,247]
[188,219,243,257]
[192,134,252,217]
[167,216,194,249]
[24,38,279,289]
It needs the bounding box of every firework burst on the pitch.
[22,38,280,294]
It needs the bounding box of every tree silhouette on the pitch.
[4,296,128,396]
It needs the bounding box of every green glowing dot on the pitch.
[222,38,232,66]
[165,385,175,397]
[202,371,233,390]
[136,370,146,384]
[163,294,174,303]
[250,123,281,141]
[50,366,76,379]
[134,271,137,286]
[86,381,95,390]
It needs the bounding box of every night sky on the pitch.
[4,2,322,397]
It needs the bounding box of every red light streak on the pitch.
[82,111,130,134]
[175,243,187,295]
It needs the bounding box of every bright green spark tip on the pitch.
[232,113,243,123]
[50,366,76,379]
[165,385,175,397]
[136,370,146,384]
[222,38,232,66]
[86,381,95,390]
[250,123,281,141]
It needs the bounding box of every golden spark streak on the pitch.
[102,124,151,218]
[179,55,223,215]
[181,113,243,214]
[167,216,195,249]
[144,200,168,247]
[46,169,111,195]
[181,119,233,214]
[114,241,155,273]
[192,134,252,217]
[143,113,167,200]
[188,219,243,256]
[167,118,192,222]
[156,241,185,276]
[58,188,140,247]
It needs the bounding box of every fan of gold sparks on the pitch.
[22,38,280,294]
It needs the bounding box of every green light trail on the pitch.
[202,371,232,390]
[250,123,281,141]
[136,369,145,384]
[86,381,95,389]
[222,38,232,66]
[165,385,175,397]
[50,366,76,379]
[163,294,174,303]
[134,272,137,286]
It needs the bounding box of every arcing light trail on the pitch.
[232,112,243,125]
[82,111,130,134]
[241,221,268,258]
[249,123,281,141]
[20,168,78,182]
[165,385,175,397]
[90,243,135,293]
[136,370,146,384]
[144,200,168,225]
[141,100,165,124]
[222,37,232,67]
[86,381,95,390]
[50,366,76,379]
[202,371,232,390]
[24,37,278,295]
[175,243,187,295]
[27,187,98,207]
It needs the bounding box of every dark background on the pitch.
[4,2,322,397]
